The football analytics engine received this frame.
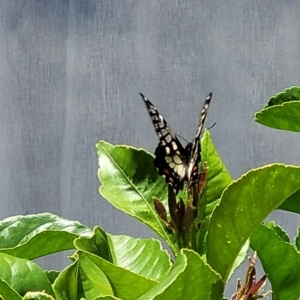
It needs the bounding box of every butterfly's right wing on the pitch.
[140,93,187,193]
[187,92,213,187]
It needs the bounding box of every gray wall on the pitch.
[1,0,300,296]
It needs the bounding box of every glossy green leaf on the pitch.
[78,253,114,299]
[193,132,232,255]
[22,291,55,299]
[97,141,177,254]
[107,235,171,281]
[72,226,112,262]
[295,228,300,251]
[251,224,300,300]
[255,101,300,132]
[0,213,92,259]
[75,228,171,281]
[265,221,290,242]
[76,234,169,299]
[0,253,54,297]
[255,86,300,132]
[228,239,249,280]
[45,270,60,285]
[278,189,300,214]
[77,250,157,300]
[207,164,300,282]
[75,232,171,280]
[137,249,223,300]
[201,131,232,215]
[53,259,81,300]
[0,277,21,300]
[267,86,300,106]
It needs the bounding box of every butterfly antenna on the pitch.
[176,133,189,144]
[207,122,216,131]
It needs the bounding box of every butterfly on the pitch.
[140,92,212,194]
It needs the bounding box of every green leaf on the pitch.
[193,132,232,255]
[137,249,223,300]
[76,234,169,299]
[255,101,300,132]
[75,230,171,280]
[73,226,112,262]
[265,221,290,242]
[0,277,21,300]
[77,251,157,300]
[278,189,300,214]
[45,270,60,285]
[207,164,300,282]
[255,86,300,132]
[97,141,177,254]
[78,253,114,299]
[267,86,300,106]
[251,224,300,300]
[107,235,171,281]
[228,239,249,280]
[0,213,92,259]
[75,228,171,281]
[0,253,54,297]
[201,130,232,215]
[53,259,81,300]
[22,291,55,300]
[295,228,300,251]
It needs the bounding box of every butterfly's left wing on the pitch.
[186,92,213,187]
[140,93,187,193]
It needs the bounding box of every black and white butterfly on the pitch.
[140,92,212,194]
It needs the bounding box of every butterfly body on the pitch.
[140,92,212,194]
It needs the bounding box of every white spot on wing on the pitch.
[172,142,178,150]
[175,164,186,179]
[187,163,195,180]
[161,129,168,137]
[165,156,172,164]
[173,155,182,164]
[169,162,175,168]
[165,135,172,143]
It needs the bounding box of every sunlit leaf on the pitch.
[207,164,300,282]
[201,131,232,216]
[0,253,53,297]
[97,141,177,254]
[255,86,300,132]
[137,249,223,300]
[251,224,300,299]
[0,213,92,259]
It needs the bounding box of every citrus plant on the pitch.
[1,86,300,299]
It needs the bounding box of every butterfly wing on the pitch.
[186,92,213,187]
[140,93,187,192]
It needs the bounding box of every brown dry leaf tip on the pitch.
[153,197,175,233]
[192,162,208,208]
[198,162,209,194]
[231,252,272,300]
[153,198,168,223]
